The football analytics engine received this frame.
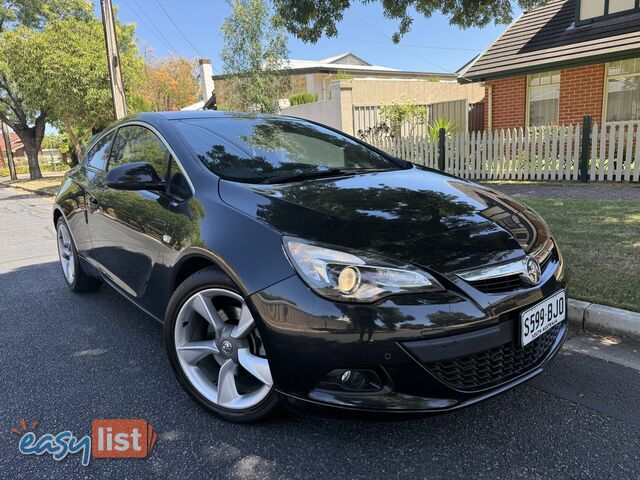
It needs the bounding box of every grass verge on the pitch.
[4,174,64,196]
[521,197,640,312]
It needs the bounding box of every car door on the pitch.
[87,124,179,311]
[67,130,116,257]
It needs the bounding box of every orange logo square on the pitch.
[91,419,156,458]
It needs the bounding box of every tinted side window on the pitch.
[109,125,170,180]
[84,131,115,170]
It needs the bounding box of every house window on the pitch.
[527,71,560,126]
[578,0,639,22]
[605,58,640,122]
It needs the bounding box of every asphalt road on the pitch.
[1,186,640,480]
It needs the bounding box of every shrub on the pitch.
[380,96,428,137]
[334,70,353,80]
[288,92,318,106]
[428,118,456,141]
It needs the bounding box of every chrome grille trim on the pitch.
[456,238,555,284]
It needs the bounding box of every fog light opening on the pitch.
[317,368,383,392]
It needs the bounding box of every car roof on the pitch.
[138,110,281,121]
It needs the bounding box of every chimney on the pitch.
[198,58,215,103]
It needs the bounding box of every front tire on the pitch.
[164,268,280,423]
[56,217,101,293]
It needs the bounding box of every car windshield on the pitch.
[173,115,399,183]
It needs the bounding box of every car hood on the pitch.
[218,166,551,275]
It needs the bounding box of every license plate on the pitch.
[520,290,566,347]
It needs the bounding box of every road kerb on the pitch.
[568,298,640,341]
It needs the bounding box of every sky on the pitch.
[103,0,522,75]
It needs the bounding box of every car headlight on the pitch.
[283,237,444,302]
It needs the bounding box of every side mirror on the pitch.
[105,162,166,191]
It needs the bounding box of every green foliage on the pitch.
[273,0,547,43]
[428,118,456,141]
[0,0,140,178]
[216,104,232,111]
[41,16,144,144]
[380,96,428,137]
[334,71,353,80]
[0,0,92,179]
[127,93,154,115]
[0,163,68,177]
[1,11,145,160]
[43,132,71,153]
[288,92,318,106]
[221,0,290,113]
[0,0,91,33]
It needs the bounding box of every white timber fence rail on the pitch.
[371,116,640,182]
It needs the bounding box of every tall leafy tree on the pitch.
[139,54,199,111]
[220,0,290,113]
[39,17,144,162]
[0,0,90,179]
[273,0,547,43]
[2,6,144,166]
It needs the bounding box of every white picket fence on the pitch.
[371,121,640,182]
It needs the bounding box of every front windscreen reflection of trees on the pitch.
[177,116,394,182]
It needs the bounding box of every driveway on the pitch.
[1,186,639,479]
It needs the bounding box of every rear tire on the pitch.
[164,268,281,423]
[56,217,102,293]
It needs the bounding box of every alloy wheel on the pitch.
[57,222,76,285]
[174,288,273,410]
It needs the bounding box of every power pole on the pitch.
[100,0,127,119]
[1,121,17,180]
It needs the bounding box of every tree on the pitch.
[380,96,428,137]
[0,0,91,179]
[220,0,290,113]
[139,54,199,111]
[273,0,547,43]
[7,15,144,164]
[34,15,144,162]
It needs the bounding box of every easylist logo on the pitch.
[14,418,157,466]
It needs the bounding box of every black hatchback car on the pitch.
[54,111,566,422]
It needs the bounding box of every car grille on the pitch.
[424,322,563,391]
[468,251,556,294]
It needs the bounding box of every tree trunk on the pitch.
[12,113,46,180]
[63,118,84,163]
[20,137,42,180]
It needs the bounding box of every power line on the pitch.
[350,12,467,77]
[128,0,179,55]
[341,37,482,52]
[154,0,205,58]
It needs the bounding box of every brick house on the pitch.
[458,0,640,131]
[0,131,25,161]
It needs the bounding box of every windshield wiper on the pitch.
[260,167,393,184]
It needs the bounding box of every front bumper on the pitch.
[248,256,567,415]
